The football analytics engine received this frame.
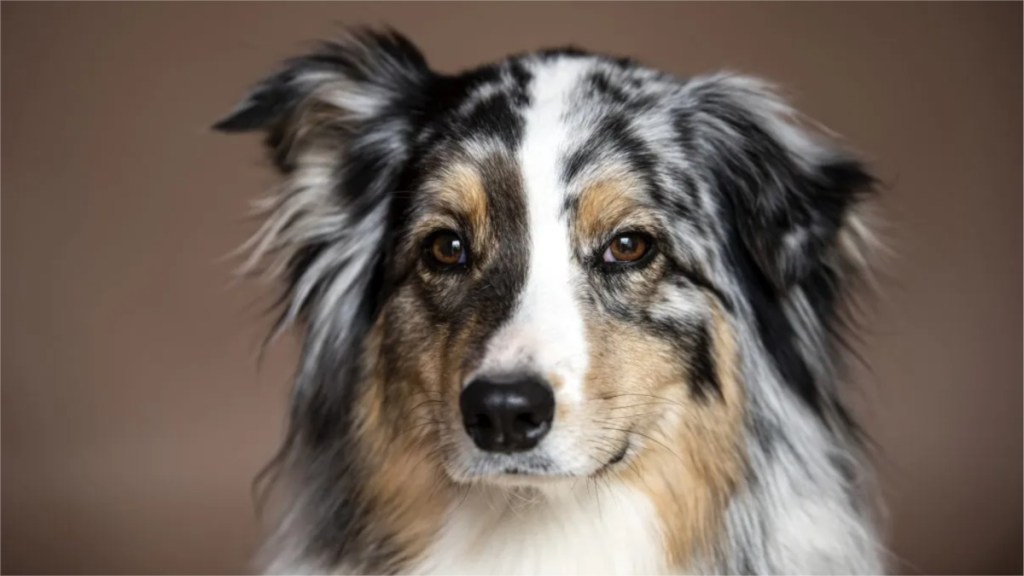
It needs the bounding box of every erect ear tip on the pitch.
[212,80,293,133]
[210,115,244,133]
[820,158,877,196]
[211,98,270,133]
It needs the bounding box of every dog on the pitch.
[215,29,884,574]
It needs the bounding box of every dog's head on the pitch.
[218,31,872,493]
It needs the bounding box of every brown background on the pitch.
[2,2,1021,574]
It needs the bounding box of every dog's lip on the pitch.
[485,444,629,483]
[446,435,633,482]
[489,441,631,480]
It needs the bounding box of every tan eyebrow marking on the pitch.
[425,163,489,236]
[576,176,645,240]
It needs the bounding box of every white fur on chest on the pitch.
[410,482,670,575]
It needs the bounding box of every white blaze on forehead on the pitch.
[477,57,591,404]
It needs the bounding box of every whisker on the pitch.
[598,392,685,402]
[598,425,685,465]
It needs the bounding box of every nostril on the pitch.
[514,411,551,431]
[474,413,494,431]
[515,413,537,427]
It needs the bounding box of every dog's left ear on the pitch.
[683,75,875,290]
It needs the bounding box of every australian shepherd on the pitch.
[216,29,884,574]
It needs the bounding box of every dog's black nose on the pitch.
[460,375,555,453]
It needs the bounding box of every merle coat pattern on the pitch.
[216,29,883,575]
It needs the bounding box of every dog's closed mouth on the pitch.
[491,440,630,480]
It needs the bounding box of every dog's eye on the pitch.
[424,231,468,269]
[602,232,652,264]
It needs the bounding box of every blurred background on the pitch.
[2,2,1021,574]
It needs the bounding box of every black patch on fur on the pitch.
[586,70,631,104]
[459,91,525,147]
[562,145,597,186]
[688,325,724,401]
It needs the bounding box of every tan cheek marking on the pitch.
[642,303,744,568]
[392,269,493,447]
[585,303,745,568]
[584,320,678,400]
[350,301,455,565]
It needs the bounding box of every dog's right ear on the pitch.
[215,30,433,339]
[214,28,431,173]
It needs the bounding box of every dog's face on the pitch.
[376,62,745,485]
[217,33,870,493]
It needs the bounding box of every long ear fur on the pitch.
[216,28,432,453]
[215,30,434,570]
[680,74,875,291]
[215,29,431,346]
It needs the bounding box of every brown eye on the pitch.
[602,232,652,264]
[425,231,468,269]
